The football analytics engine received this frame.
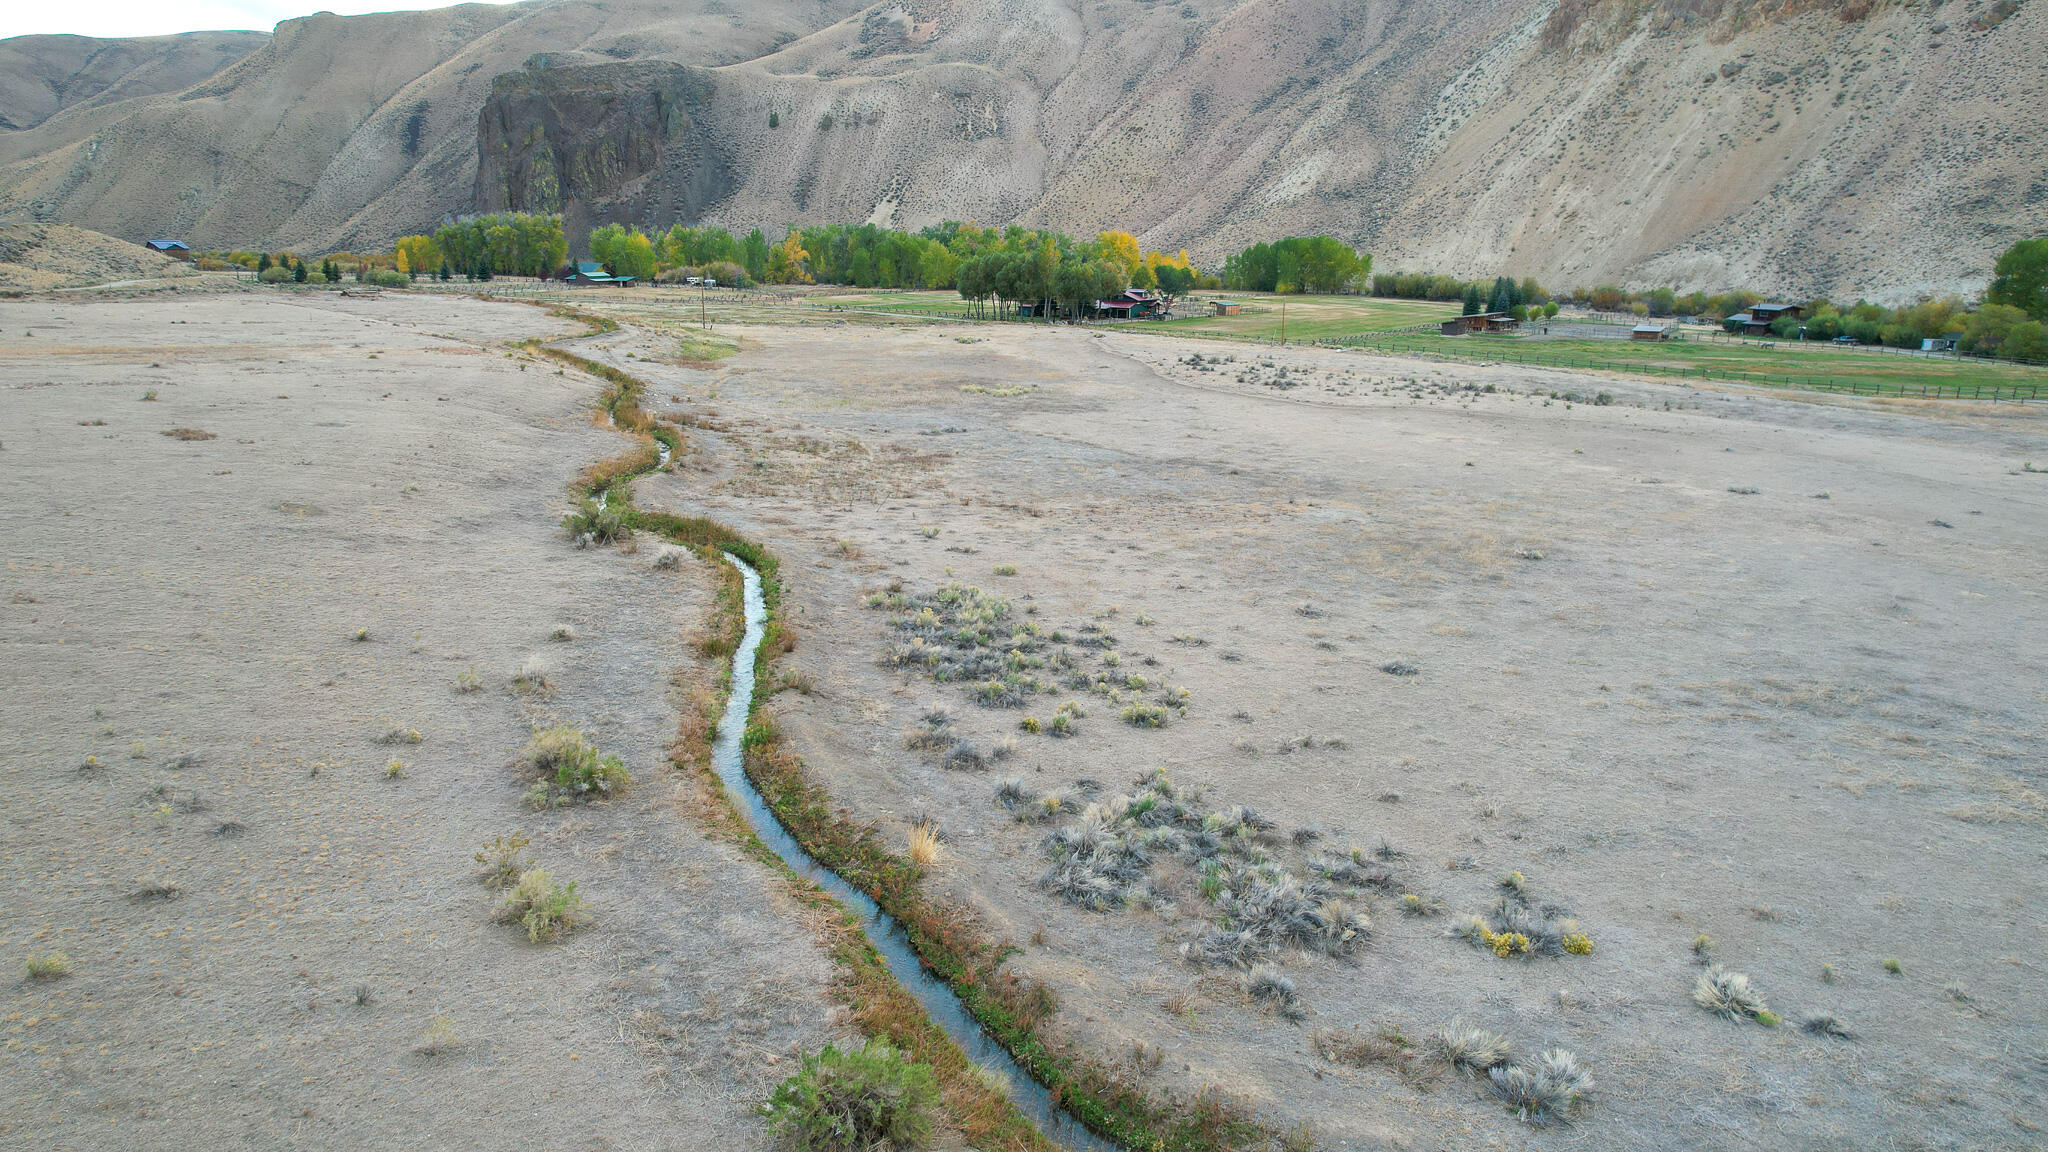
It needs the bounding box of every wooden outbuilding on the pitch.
[1632,323,1677,341]
[1441,311,1517,335]
[1212,300,1242,316]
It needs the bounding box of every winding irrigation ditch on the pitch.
[711,552,1114,1152]
[533,311,1283,1152]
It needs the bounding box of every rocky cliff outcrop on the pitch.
[474,61,729,230]
[1,0,2042,300]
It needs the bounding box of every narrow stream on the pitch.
[713,553,1116,1152]
[577,352,1109,1145]
[592,442,667,513]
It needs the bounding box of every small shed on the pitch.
[1441,311,1514,335]
[1212,300,1242,316]
[146,239,191,259]
[1920,334,1959,353]
[1632,323,1677,341]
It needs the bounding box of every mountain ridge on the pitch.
[1,0,2041,300]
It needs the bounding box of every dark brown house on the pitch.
[1737,303,1803,335]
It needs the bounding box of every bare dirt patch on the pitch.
[586,316,2048,1150]
[0,293,856,1150]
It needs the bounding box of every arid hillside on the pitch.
[0,222,199,290]
[1,0,2042,299]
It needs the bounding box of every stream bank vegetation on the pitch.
[548,313,1302,1151]
[764,1038,942,1152]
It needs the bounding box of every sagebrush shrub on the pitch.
[520,724,631,803]
[562,499,630,546]
[498,868,582,942]
[762,1040,940,1151]
[474,831,532,887]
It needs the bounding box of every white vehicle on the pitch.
[684,276,701,285]
[703,278,718,288]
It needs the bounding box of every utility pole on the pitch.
[700,279,707,331]
[1280,296,1286,346]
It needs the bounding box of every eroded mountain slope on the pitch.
[1,0,2042,298]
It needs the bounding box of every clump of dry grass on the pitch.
[160,428,216,441]
[1694,965,1778,1025]
[1313,1024,1439,1085]
[1490,1049,1591,1125]
[129,875,179,902]
[23,952,71,981]
[414,1015,461,1056]
[1431,1021,1511,1074]
[908,821,944,868]
[1401,892,1447,917]
[905,705,956,750]
[474,831,532,887]
[939,741,985,772]
[377,727,422,745]
[512,655,551,694]
[1244,963,1304,1021]
[1802,1013,1855,1040]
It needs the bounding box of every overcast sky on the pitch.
[5,0,518,39]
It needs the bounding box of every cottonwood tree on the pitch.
[1987,237,2048,320]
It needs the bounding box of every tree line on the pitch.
[1221,237,1370,294]
[1378,237,2047,359]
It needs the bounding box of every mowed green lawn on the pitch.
[795,288,1457,336]
[1154,293,1453,339]
[1366,330,2047,397]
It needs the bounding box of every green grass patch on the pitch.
[1154,293,1451,341]
[1356,331,2046,400]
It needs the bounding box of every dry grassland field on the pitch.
[6,287,2048,1151]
